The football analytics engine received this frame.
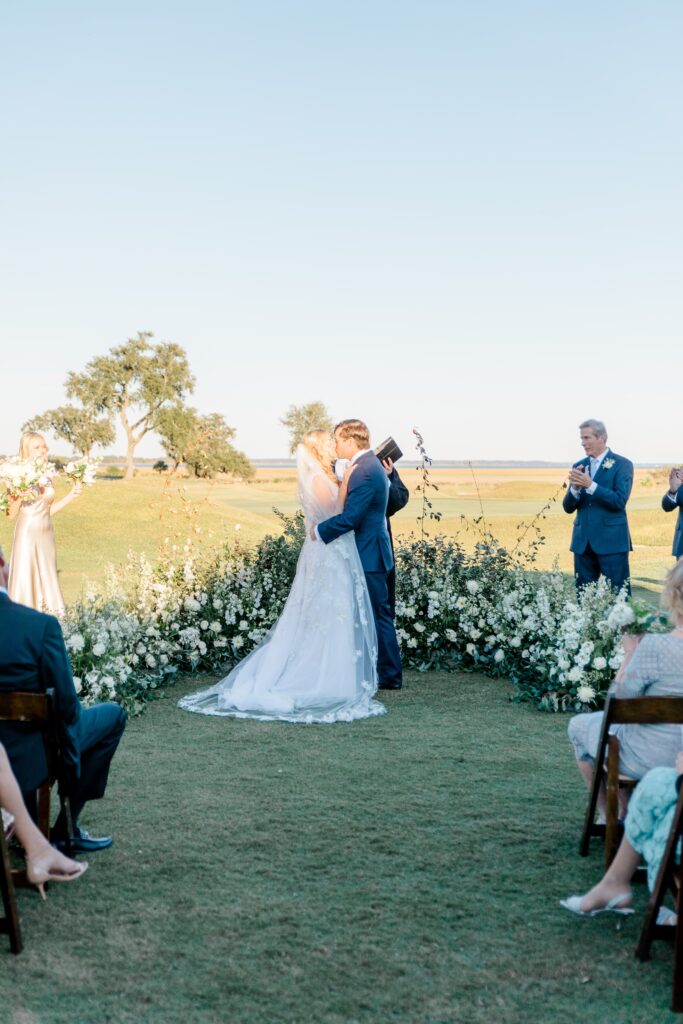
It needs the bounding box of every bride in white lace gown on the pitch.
[177,431,386,724]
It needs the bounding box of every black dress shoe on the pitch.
[54,827,113,854]
[378,682,402,690]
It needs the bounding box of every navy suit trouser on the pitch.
[574,544,631,596]
[364,571,403,688]
[52,702,127,831]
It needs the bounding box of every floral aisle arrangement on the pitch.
[59,504,670,716]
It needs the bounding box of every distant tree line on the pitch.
[25,329,337,481]
[25,331,254,481]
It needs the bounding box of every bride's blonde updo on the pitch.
[19,431,46,459]
[302,429,336,482]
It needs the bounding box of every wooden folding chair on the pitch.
[635,783,683,1013]
[0,811,22,953]
[0,689,73,877]
[579,696,683,868]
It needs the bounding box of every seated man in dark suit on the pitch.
[0,583,126,853]
[662,466,683,560]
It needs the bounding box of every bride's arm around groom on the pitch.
[313,419,402,691]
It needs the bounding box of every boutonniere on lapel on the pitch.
[602,458,615,470]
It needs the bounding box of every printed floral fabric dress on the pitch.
[8,481,65,616]
[568,634,683,778]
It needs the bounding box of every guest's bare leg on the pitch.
[577,758,608,819]
[0,744,83,876]
[577,836,641,913]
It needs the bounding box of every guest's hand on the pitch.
[621,633,643,656]
[310,524,317,541]
[669,468,683,492]
[382,457,394,476]
[569,467,592,490]
[72,483,83,497]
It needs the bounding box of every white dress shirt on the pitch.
[570,448,610,499]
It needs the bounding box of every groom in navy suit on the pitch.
[562,418,634,593]
[662,466,683,559]
[313,419,402,690]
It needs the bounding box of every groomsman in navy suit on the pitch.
[562,419,634,593]
[313,419,403,690]
[662,466,683,559]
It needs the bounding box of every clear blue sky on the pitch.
[1,1,681,462]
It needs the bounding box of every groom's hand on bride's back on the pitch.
[310,525,317,541]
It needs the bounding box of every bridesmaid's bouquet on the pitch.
[0,456,56,502]
[64,457,101,486]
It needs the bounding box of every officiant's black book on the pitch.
[374,437,403,464]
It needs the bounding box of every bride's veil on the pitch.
[296,443,338,523]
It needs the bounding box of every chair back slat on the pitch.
[608,696,683,725]
[0,692,50,724]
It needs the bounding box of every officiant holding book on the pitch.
[378,443,409,617]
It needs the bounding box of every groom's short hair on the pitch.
[335,419,370,448]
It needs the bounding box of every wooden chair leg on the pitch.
[0,827,22,954]
[35,780,51,839]
[673,875,683,1012]
[605,735,621,868]
[579,703,612,857]
[637,790,683,963]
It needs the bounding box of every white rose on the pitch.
[592,656,607,670]
[466,643,476,655]
[414,622,425,633]
[73,676,82,693]
[466,580,479,594]
[92,642,106,657]
[67,632,85,652]
[494,649,505,664]
[445,629,458,642]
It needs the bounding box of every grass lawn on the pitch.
[2,671,680,1023]
[0,467,676,605]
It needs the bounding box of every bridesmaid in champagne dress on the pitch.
[7,432,81,616]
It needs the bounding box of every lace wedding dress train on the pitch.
[177,447,385,724]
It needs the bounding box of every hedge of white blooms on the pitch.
[61,511,656,715]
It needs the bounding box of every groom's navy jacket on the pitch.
[662,484,683,558]
[318,452,393,571]
[0,592,81,793]
[562,450,633,555]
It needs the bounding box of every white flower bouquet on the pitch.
[64,457,100,486]
[0,456,56,501]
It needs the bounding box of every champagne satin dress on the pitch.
[8,481,65,616]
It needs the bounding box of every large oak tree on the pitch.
[66,331,194,478]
